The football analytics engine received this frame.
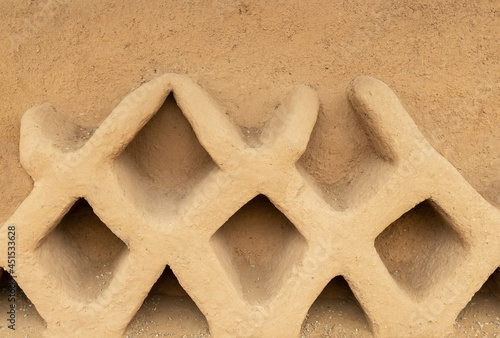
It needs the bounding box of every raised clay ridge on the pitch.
[1,73,499,337]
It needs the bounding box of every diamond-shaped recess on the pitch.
[115,93,217,215]
[35,198,129,300]
[375,200,468,300]
[210,195,307,304]
[301,276,372,337]
[298,99,393,211]
[126,265,209,336]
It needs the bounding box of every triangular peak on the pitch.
[126,265,209,336]
[302,276,372,337]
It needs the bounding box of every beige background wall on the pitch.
[0,1,498,337]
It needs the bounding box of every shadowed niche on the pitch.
[36,198,129,300]
[126,265,209,336]
[115,94,217,216]
[375,200,468,300]
[302,276,372,337]
[211,194,307,304]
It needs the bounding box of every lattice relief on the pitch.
[1,74,499,337]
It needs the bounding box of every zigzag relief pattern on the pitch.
[0,73,499,337]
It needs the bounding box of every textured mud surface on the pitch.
[0,1,499,337]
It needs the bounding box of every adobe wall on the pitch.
[0,1,499,337]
